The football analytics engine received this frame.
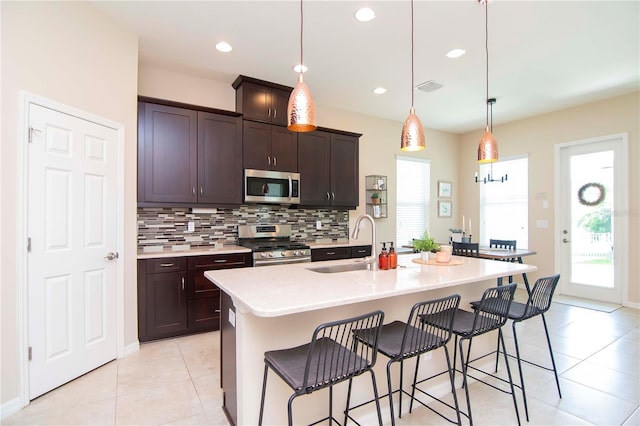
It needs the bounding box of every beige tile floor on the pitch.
[5,297,639,425]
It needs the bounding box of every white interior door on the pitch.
[558,135,627,304]
[28,103,118,399]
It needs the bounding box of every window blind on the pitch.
[396,157,431,246]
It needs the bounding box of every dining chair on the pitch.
[452,242,479,257]
[258,310,385,426]
[489,239,517,250]
[488,239,518,282]
[350,295,462,426]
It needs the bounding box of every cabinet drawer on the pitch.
[351,245,372,258]
[188,297,221,331]
[311,247,351,262]
[188,253,251,270]
[146,257,187,274]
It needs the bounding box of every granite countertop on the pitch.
[137,244,250,259]
[204,254,537,317]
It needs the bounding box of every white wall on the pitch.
[1,1,138,408]
[458,92,640,304]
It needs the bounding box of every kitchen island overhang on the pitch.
[206,254,537,425]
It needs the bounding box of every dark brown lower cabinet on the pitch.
[311,245,372,262]
[138,253,251,342]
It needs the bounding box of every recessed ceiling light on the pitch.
[293,64,308,73]
[215,42,232,53]
[446,48,466,58]
[373,87,387,95]
[355,8,375,22]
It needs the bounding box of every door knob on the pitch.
[562,238,570,243]
[104,252,119,261]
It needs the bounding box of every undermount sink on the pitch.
[307,262,371,274]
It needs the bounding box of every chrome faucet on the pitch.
[351,213,378,270]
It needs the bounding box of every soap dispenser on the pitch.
[388,241,398,269]
[378,242,389,270]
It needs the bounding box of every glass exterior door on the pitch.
[559,136,626,303]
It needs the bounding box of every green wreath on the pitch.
[577,182,605,206]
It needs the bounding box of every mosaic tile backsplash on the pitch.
[137,206,350,250]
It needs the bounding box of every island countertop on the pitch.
[204,254,537,318]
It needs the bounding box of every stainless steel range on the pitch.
[238,224,311,267]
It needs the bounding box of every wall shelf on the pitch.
[365,175,387,218]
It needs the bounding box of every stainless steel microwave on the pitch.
[244,169,300,205]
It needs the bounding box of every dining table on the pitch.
[477,247,537,292]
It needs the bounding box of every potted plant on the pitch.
[413,230,440,260]
[371,192,380,204]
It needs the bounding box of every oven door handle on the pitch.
[254,257,311,267]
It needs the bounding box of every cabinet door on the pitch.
[142,103,197,203]
[298,131,331,206]
[330,134,359,207]
[242,120,271,170]
[240,82,271,123]
[270,126,298,172]
[146,271,188,340]
[270,88,291,126]
[197,112,242,204]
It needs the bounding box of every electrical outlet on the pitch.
[316,220,322,230]
[187,221,195,232]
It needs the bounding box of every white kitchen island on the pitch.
[205,253,537,426]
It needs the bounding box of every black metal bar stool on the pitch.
[471,274,562,421]
[258,310,385,426]
[350,295,462,426]
[423,283,520,426]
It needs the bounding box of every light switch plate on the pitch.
[187,221,195,232]
[316,220,322,230]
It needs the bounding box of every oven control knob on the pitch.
[293,250,300,256]
[283,250,291,257]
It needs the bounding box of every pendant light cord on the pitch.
[411,0,415,108]
[485,0,489,127]
[299,0,304,76]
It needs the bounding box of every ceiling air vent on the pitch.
[416,80,443,93]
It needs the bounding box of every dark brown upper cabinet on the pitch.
[232,75,292,126]
[298,128,360,208]
[138,98,242,207]
[242,121,298,172]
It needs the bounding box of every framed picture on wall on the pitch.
[438,181,452,198]
[438,200,452,218]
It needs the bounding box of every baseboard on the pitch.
[120,340,140,358]
[0,397,24,421]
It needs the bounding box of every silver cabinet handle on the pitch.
[273,108,277,119]
[273,157,277,167]
[104,252,119,261]
[214,259,227,263]
[200,187,203,196]
[267,156,271,166]
[214,309,221,313]
[192,188,196,196]
[332,192,335,200]
[160,263,174,267]
[326,192,330,200]
[268,107,271,118]
[181,277,185,291]
[326,251,336,255]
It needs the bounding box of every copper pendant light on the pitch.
[400,0,425,151]
[287,0,317,132]
[477,0,498,163]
